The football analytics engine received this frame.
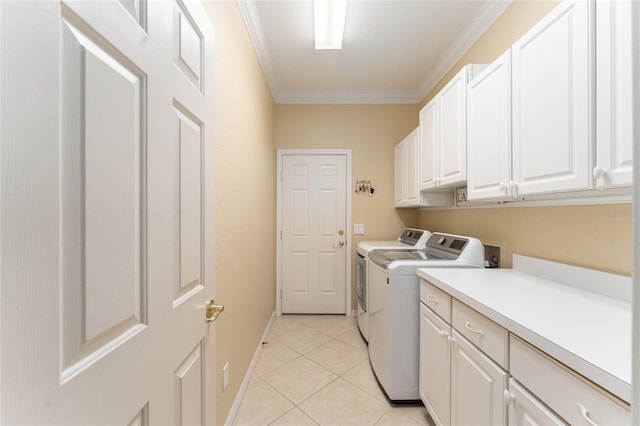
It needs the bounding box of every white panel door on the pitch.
[282,155,347,314]
[467,50,513,200]
[512,0,593,196]
[450,331,508,426]
[394,141,405,207]
[438,68,468,187]
[0,1,216,424]
[595,0,633,189]
[404,128,420,206]
[419,304,451,426]
[419,99,438,190]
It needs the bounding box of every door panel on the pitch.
[174,341,206,426]
[0,0,216,424]
[176,106,203,295]
[281,154,347,314]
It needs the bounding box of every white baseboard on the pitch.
[224,310,276,426]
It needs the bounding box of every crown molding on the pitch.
[416,0,512,102]
[276,90,421,104]
[236,0,278,99]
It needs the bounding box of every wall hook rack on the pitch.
[355,180,375,197]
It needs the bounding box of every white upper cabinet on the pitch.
[595,0,633,189]
[511,0,594,197]
[438,68,469,187]
[419,99,438,190]
[394,142,404,207]
[394,128,420,207]
[467,50,512,200]
[420,65,485,191]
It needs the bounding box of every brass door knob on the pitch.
[205,299,224,323]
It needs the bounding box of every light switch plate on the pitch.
[354,224,365,235]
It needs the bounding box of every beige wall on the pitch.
[202,2,276,424]
[417,0,633,276]
[275,104,420,307]
[419,204,632,275]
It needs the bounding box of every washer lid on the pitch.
[368,248,452,269]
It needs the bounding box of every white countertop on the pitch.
[416,255,632,403]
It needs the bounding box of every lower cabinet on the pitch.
[450,330,508,426]
[419,303,451,425]
[419,278,632,426]
[510,335,631,425]
[419,301,508,426]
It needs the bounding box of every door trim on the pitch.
[276,149,352,316]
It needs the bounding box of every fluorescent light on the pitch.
[314,0,347,50]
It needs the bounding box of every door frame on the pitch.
[276,149,352,316]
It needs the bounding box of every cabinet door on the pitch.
[595,0,633,189]
[451,330,508,426]
[419,304,451,426]
[419,99,438,190]
[394,141,405,207]
[405,129,420,206]
[507,379,567,426]
[467,50,512,200]
[512,1,593,196]
[438,67,468,188]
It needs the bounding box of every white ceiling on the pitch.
[238,0,511,104]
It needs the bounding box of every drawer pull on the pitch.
[465,321,484,337]
[426,295,439,305]
[576,403,599,426]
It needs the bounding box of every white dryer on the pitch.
[368,232,484,400]
[356,228,430,342]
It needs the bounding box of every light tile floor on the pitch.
[233,315,435,426]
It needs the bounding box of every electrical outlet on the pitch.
[354,224,365,235]
[222,362,229,391]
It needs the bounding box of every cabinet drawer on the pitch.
[451,299,507,369]
[420,279,451,322]
[507,378,566,425]
[510,335,630,425]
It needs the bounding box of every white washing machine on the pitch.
[356,228,430,342]
[367,232,484,400]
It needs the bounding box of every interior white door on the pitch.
[0,1,216,424]
[281,154,347,314]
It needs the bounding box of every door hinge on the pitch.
[280,230,283,240]
[280,288,283,299]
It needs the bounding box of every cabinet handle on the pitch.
[510,181,518,197]
[576,403,599,426]
[593,166,607,189]
[499,182,508,194]
[503,390,515,405]
[439,329,449,338]
[426,294,439,305]
[465,321,484,337]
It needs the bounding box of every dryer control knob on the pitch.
[437,237,446,245]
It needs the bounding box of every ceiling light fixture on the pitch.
[313,0,348,50]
